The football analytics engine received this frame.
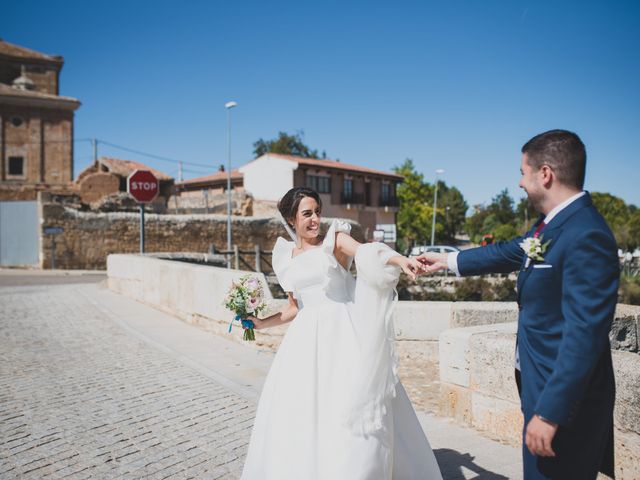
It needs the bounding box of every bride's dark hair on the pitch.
[277,187,322,229]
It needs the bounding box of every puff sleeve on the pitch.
[272,237,295,292]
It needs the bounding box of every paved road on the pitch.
[0,282,253,479]
[0,273,522,479]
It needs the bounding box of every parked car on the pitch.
[409,245,460,256]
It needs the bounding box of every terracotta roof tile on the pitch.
[177,170,243,186]
[98,157,173,181]
[265,153,403,180]
[0,39,62,63]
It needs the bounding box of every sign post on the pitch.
[127,170,159,253]
[44,227,63,269]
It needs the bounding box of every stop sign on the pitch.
[127,170,159,203]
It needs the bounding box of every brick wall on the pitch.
[0,183,76,201]
[1,108,74,184]
[78,172,120,203]
[0,60,60,95]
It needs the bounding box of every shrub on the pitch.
[619,274,640,306]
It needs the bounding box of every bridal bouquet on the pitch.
[223,275,268,341]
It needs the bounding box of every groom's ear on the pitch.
[540,164,554,187]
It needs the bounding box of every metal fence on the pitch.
[0,201,39,267]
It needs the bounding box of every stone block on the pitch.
[439,328,473,387]
[439,382,473,425]
[439,323,517,388]
[394,301,452,340]
[469,326,519,403]
[615,427,640,480]
[470,392,523,446]
[612,351,640,435]
[451,302,518,328]
[610,304,639,352]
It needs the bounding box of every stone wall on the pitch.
[105,254,518,414]
[106,254,640,477]
[438,306,640,479]
[166,191,251,215]
[40,193,364,270]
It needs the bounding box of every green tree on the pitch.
[487,189,516,225]
[393,160,468,250]
[492,223,520,241]
[516,197,539,233]
[438,185,468,242]
[465,204,491,243]
[591,192,637,250]
[253,131,327,159]
[393,159,433,252]
[465,189,518,243]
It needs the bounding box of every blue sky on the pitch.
[3,0,639,208]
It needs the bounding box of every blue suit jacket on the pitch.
[457,192,619,477]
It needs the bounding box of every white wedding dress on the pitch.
[241,220,442,480]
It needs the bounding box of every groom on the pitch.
[418,130,619,480]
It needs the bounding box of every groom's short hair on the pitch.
[522,130,586,190]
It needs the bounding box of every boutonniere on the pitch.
[520,235,551,268]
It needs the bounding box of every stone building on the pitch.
[239,154,402,245]
[172,169,250,215]
[0,39,81,201]
[175,168,244,196]
[76,157,174,209]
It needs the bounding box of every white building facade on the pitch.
[240,154,401,246]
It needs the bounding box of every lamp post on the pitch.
[225,101,237,268]
[430,168,445,246]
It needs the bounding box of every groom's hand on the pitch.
[389,256,426,280]
[525,415,558,457]
[416,252,449,273]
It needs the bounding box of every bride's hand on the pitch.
[392,256,425,281]
[244,315,266,330]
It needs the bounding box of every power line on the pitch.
[97,139,213,168]
[3,136,219,171]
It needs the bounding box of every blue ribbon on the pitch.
[228,314,255,332]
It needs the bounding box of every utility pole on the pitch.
[178,161,184,182]
[225,101,237,268]
[430,169,445,246]
[92,138,98,163]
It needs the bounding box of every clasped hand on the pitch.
[390,252,451,280]
[415,252,449,273]
[389,255,428,280]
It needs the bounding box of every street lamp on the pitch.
[430,168,445,246]
[225,100,237,268]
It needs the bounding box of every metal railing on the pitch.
[378,195,399,207]
[210,244,273,272]
[340,192,365,204]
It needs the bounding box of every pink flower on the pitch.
[246,297,260,313]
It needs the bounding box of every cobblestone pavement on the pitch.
[0,284,254,479]
[0,269,106,287]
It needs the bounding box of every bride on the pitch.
[241,187,442,480]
